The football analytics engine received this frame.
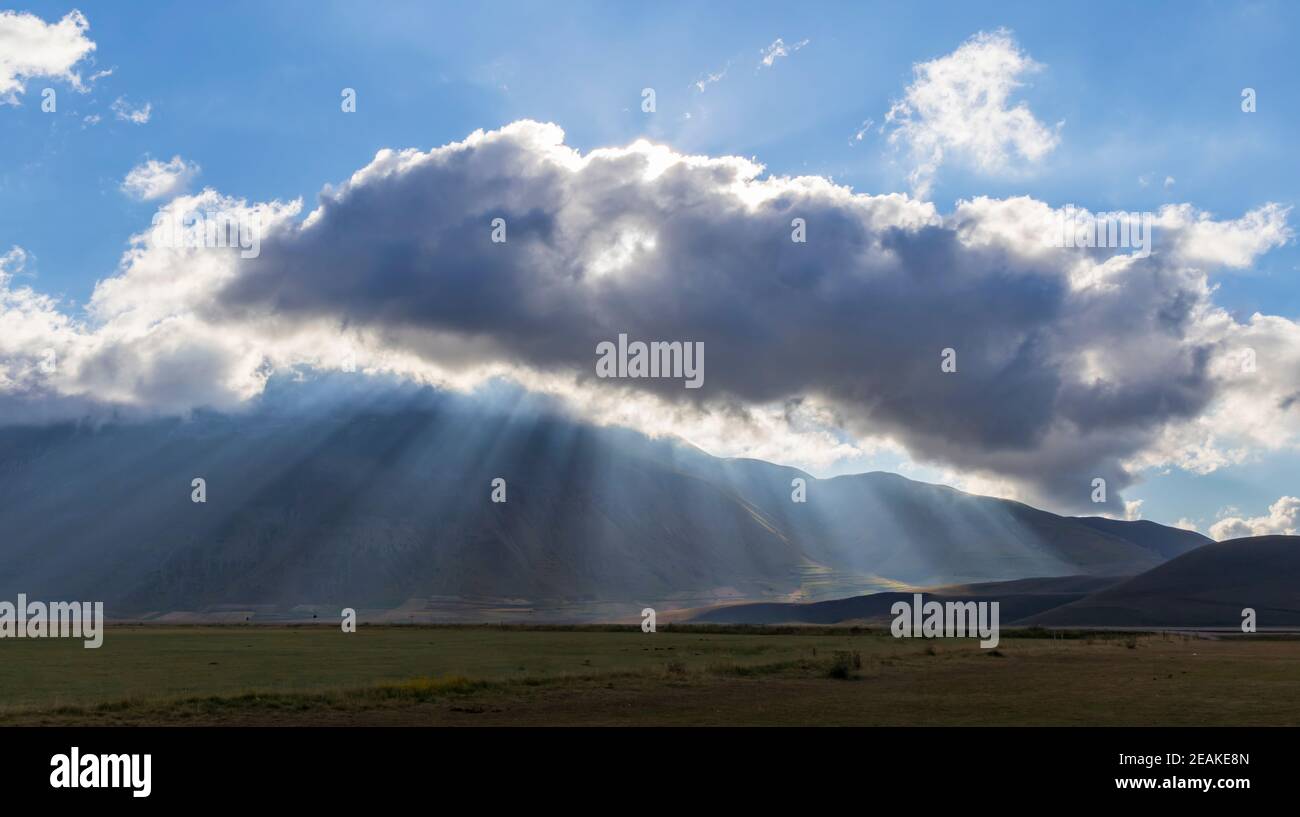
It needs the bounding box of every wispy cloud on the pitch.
[693,62,729,93]
[849,118,875,145]
[884,29,1060,198]
[758,37,809,69]
[111,95,151,124]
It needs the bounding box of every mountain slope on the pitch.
[0,386,1210,616]
[687,575,1125,625]
[662,458,1209,589]
[1024,535,1300,627]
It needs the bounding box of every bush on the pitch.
[827,650,861,679]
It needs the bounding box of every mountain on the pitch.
[679,461,1208,590]
[692,537,1300,628]
[686,575,1124,625]
[0,384,1211,617]
[1024,535,1300,627]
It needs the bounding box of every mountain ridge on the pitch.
[687,536,1300,628]
[0,388,1211,617]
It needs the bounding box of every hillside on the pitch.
[0,386,1210,616]
[1025,535,1300,627]
[694,537,1300,628]
[687,575,1123,625]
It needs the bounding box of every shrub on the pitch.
[827,651,859,679]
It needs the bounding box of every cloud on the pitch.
[1139,174,1176,190]
[884,29,1060,198]
[121,156,201,201]
[0,245,32,275]
[111,95,151,124]
[693,63,729,93]
[850,119,875,145]
[1159,202,1292,269]
[758,38,808,69]
[0,9,97,104]
[1,121,1297,516]
[1209,496,1300,540]
[1124,499,1144,521]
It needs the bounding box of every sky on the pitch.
[1,1,1298,536]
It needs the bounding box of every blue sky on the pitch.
[2,1,1298,532]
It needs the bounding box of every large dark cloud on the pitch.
[206,121,1252,512]
[2,122,1294,514]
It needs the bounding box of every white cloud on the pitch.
[1124,499,1144,521]
[121,156,201,201]
[758,37,808,69]
[1209,496,1300,540]
[884,29,1060,198]
[111,95,151,124]
[1124,303,1300,485]
[0,9,96,104]
[1160,202,1293,269]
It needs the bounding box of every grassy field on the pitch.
[3,625,1299,725]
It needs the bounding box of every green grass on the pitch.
[4,625,1300,725]
[0,624,870,713]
